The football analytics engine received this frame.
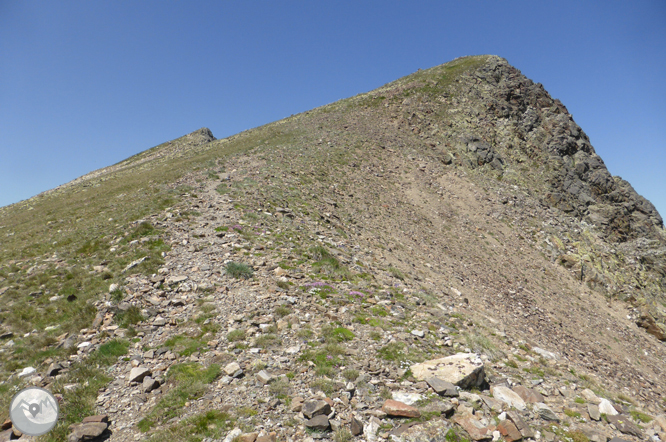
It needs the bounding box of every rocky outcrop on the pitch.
[465,56,663,242]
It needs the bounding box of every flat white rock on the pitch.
[410,353,486,389]
[18,367,36,377]
[392,391,423,406]
[532,347,558,360]
[491,385,526,410]
[598,398,618,416]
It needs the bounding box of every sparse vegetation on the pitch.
[225,261,254,279]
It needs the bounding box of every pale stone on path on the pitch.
[581,388,601,404]
[491,386,526,410]
[598,398,618,416]
[410,353,485,389]
[391,391,423,406]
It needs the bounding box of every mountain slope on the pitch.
[0,55,665,442]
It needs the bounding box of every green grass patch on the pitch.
[630,410,653,423]
[225,261,254,279]
[89,339,129,366]
[227,329,246,342]
[299,344,346,376]
[139,363,220,433]
[115,305,144,328]
[163,334,208,356]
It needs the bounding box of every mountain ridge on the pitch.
[0,55,665,442]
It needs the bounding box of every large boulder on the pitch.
[410,353,486,390]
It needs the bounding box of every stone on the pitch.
[607,415,643,437]
[532,347,558,360]
[422,400,455,417]
[410,353,485,390]
[109,283,119,293]
[128,367,151,383]
[302,399,331,419]
[223,428,242,442]
[364,417,381,441]
[395,420,452,441]
[655,415,666,433]
[46,362,64,377]
[166,275,188,285]
[392,391,423,406]
[588,404,601,421]
[18,367,36,378]
[608,438,630,442]
[67,422,108,442]
[598,398,619,416]
[255,370,274,384]
[142,376,160,393]
[351,417,363,435]
[256,432,277,442]
[290,396,304,412]
[0,421,10,431]
[636,309,666,341]
[81,415,108,424]
[454,416,493,441]
[382,399,421,418]
[0,429,11,442]
[535,403,560,422]
[224,361,242,376]
[581,388,601,404]
[497,420,522,442]
[491,386,526,410]
[506,411,534,439]
[512,385,544,403]
[239,433,258,442]
[305,415,330,431]
[482,395,504,412]
[426,377,459,397]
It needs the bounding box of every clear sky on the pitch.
[1,1,665,218]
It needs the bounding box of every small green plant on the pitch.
[225,262,254,279]
[276,280,291,290]
[327,326,355,343]
[566,430,589,442]
[275,305,292,318]
[369,330,382,341]
[333,427,353,442]
[388,266,406,281]
[163,335,208,356]
[343,368,359,381]
[297,328,314,339]
[115,306,144,328]
[254,333,279,348]
[227,329,246,342]
[630,410,653,423]
[236,406,257,417]
[268,379,290,398]
[379,387,392,400]
[310,378,336,395]
[505,359,518,369]
[90,339,129,366]
[377,342,406,361]
[299,344,345,376]
[563,408,581,419]
[574,397,585,404]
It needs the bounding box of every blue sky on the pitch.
[1,1,665,219]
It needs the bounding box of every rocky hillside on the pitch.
[0,55,665,442]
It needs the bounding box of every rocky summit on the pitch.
[0,55,664,442]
